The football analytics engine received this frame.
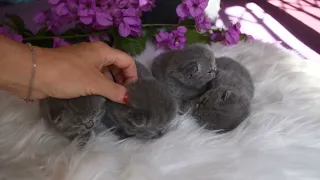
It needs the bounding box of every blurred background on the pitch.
[1,0,319,60]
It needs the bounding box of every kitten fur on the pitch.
[101,77,178,139]
[192,56,254,131]
[39,61,178,141]
[151,43,217,112]
[39,95,106,141]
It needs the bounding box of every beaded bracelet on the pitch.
[22,43,36,103]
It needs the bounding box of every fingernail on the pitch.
[122,92,129,104]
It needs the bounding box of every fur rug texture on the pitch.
[1,40,320,180]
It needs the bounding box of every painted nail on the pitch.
[123,92,129,104]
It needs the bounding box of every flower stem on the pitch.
[23,24,196,41]
[142,24,194,28]
[25,34,93,41]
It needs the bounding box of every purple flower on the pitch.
[10,34,23,42]
[0,27,23,42]
[210,31,224,41]
[66,0,78,13]
[155,31,171,49]
[0,27,9,36]
[114,0,140,9]
[33,11,47,25]
[49,0,61,5]
[139,0,156,12]
[99,0,115,12]
[176,3,190,19]
[225,29,240,45]
[232,22,241,33]
[129,0,140,9]
[224,22,242,45]
[169,26,187,49]
[185,0,208,18]
[89,33,109,42]
[194,14,211,32]
[89,35,100,42]
[95,9,113,27]
[246,34,254,40]
[43,9,64,32]
[77,0,97,25]
[55,2,69,16]
[155,26,187,50]
[118,8,142,37]
[53,37,70,47]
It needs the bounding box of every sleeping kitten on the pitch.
[151,43,217,112]
[39,61,178,141]
[101,77,178,139]
[39,95,106,141]
[192,56,254,131]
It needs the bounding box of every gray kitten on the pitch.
[192,56,254,132]
[39,61,178,141]
[151,43,217,112]
[39,95,106,140]
[102,77,178,139]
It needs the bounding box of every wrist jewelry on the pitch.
[22,43,36,103]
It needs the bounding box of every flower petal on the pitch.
[176,26,187,33]
[56,3,69,16]
[10,34,23,42]
[123,17,140,25]
[118,23,131,37]
[176,3,190,18]
[78,8,88,16]
[33,11,46,24]
[79,16,94,24]
[96,12,113,26]
[123,8,138,16]
[155,32,170,42]
[0,27,9,36]
[89,35,100,42]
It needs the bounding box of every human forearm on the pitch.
[0,35,32,87]
[0,35,48,99]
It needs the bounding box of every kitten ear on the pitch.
[128,109,149,128]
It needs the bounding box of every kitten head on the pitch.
[106,78,178,139]
[192,87,251,131]
[167,44,217,87]
[39,95,106,139]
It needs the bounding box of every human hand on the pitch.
[32,41,138,103]
[0,38,138,104]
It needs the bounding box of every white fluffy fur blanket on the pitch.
[1,40,320,180]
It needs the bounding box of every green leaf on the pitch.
[112,30,146,56]
[5,13,26,34]
[179,18,195,26]
[26,38,54,48]
[59,28,89,43]
[240,34,246,40]
[5,13,34,37]
[142,28,158,41]
[116,36,146,56]
[185,29,210,44]
[35,26,49,36]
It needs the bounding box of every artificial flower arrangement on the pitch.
[0,0,253,56]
